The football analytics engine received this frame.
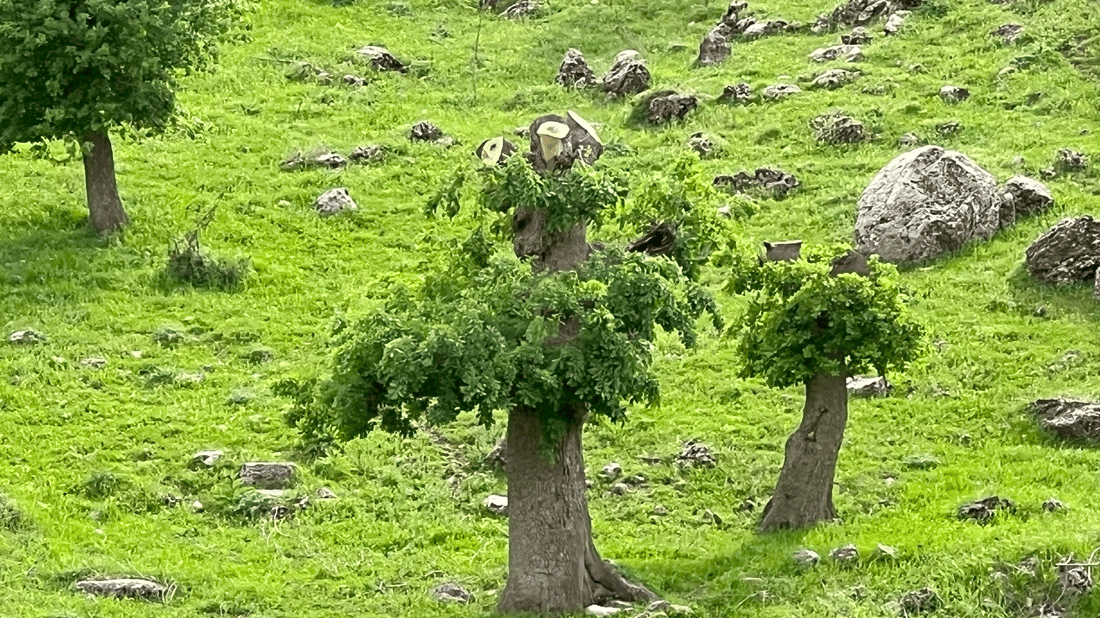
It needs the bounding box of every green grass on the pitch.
[2,0,1100,616]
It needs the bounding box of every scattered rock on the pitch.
[899,133,922,147]
[809,44,863,63]
[847,376,891,397]
[557,48,596,88]
[718,82,754,104]
[688,133,716,157]
[9,330,45,345]
[958,496,1016,524]
[653,504,668,516]
[812,112,868,144]
[317,487,337,500]
[1043,497,1065,512]
[191,500,204,512]
[855,145,1002,264]
[819,0,897,31]
[696,22,735,67]
[342,74,366,86]
[899,587,940,614]
[1053,148,1088,173]
[1058,557,1093,595]
[902,454,940,469]
[80,357,107,369]
[669,604,694,616]
[872,544,898,560]
[349,144,385,163]
[603,50,651,98]
[356,45,408,73]
[501,0,540,19]
[939,85,970,103]
[829,544,859,563]
[239,462,296,489]
[999,176,1053,228]
[935,121,961,136]
[842,27,873,44]
[1025,217,1100,284]
[1030,398,1100,441]
[409,120,445,143]
[743,20,790,39]
[75,578,168,600]
[483,494,508,515]
[883,10,908,35]
[601,462,622,479]
[281,150,347,172]
[702,509,723,524]
[793,549,820,567]
[677,440,716,468]
[993,23,1023,44]
[586,605,622,617]
[811,68,859,90]
[643,91,698,124]
[647,600,671,613]
[431,582,472,604]
[313,188,357,216]
[609,482,630,495]
[191,450,223,468]
[762,83,801,100]
[714,167,800,197]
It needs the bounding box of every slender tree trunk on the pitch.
[498,405,655,613]
[759,373,849,532]
[82,131,129,234]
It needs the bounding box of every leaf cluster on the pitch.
[729,245,924,387]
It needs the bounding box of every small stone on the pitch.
[192,500,204,512]
[993,23,1024,44]
[677,440,716,467]
[356,45,408,73]
[842,27,872,45]
[872,544,898,560]
[409,121,444,142]
[899,133,922,147]
[718,82,754,105]
[940,85,970,103]
[343,74,366,86]
[601,462,623,479]
[191,450,223,467]
[793,549,820,567]
[883,11,908,35]
[349,145,385,163]
[313,188,357,216]
[809,45,863,63]
[653,504,668,516]
[483,494,508,515]
[702,509,723,525]
[431,582,472,604]
[936,121,961,135]
[811,68,859,90]
[80,357,107,369]
[609,483,630,495]
[900,587,940,614]
[688,132,715,157]
[586,605,621,617]
[317,487,337,500]
[646,600,671,613]
[829,544,859,563]
[1058,557,1093,595]
[75,578,168,600]
[762,83,801,100]
[130,350,143,358]
[958,496,1015,524]
[9,330,45,345]
[557,48,596,88]
[239,462,296,489]
[813,112,867,144]
[669,605,694,616]
[1054,148,1088,172]
[1043,497,1065,512]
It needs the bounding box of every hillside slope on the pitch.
[1,0,1100,616]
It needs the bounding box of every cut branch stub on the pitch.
[527,111,604,174]
[476,136,518,166]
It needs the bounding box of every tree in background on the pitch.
[0,0,243,234]
[729,244,923,532]
[284,114,729,613]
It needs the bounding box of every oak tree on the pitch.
[729,243,923,532]
[0,0,242,234]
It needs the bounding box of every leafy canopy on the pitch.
[729,245,924,388]
[0,0,244,150]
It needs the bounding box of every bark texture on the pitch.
[82,131,129,234]
[759,373,849,532]
[498,405,655,613]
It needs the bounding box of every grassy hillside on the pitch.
[2,0,1100,616]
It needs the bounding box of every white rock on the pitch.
[313,188,358,216]
[483,494,508,515]
[586,605,622,616]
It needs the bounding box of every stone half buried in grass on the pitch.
[8,329,46,345]
[602,50,651,98]
[999,175,1053,228]
[793,549,820,567]
[1024,217,1100,285]
[676,440,716,468]
[762,83,801,101]
[717,82,754,104]
[899,587,940,614]
[431,582,473,604]
[349,144,385,164]
[812,112,869,144]
[829,544,859,564]
[846,375,891,397]
[355,45,408,73]
[75,578,170,601]
[637,91,698,125]
[313,188,358,216]
[1029,398,1100,442]
[483,494,508,516]
[556,48,596,88]
[239,462,296,489]
[958,496,1016,524]
[809,44,863,63]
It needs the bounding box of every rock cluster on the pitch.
[714,167,800,197]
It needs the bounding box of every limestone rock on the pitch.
[743,20,789,39]
[356,45,408,73]
[431,582,472,603]
[191,450,223,468]
[999,176,1053,228]
[483,494,508,515]
[603,50,650,98]
[696,22,734,67]
[762,83,801,100]
[899,133,922,147]
[1025,217,1100,284]
[317,487,337,500]
[939,85,970,103]
[644,91,698,124]
[239,462,296,489]
[1030,399,1100,442]
[809,44,863,63]
[557,48,596,88]
[718,82,754,104]
[609,482,630,495]
[677,440,716,468]
[586,605,621,617]
[1054,148,1088,173]
[847,376,891,397]
[900,587,940,614]
[715,167,800,197]
[8,330,46,345]
[958,496,1015,524]
[825,0,895,29]
[501,0,540,18]
[993,23,1023,44]
[600,462,622,479]
[829,544,859,563]
[409,120,444,142]
[1043,497,1065,512]
[842,27,872,44]
[793,549,820,567]
[75,578,168,600]
[313,188,357,216]
[343,74,366,86]
[350,144,384,163]
[281,151,347,171]
[813,112,867,144]
[854,146,1002,264]
[688,133,716,157]
[811,68,859,90]
[883,10,908,35]
[936,121,961,136]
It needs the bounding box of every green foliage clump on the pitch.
[166,206,250,289]
[0,494,26,531]
[729,244,924,387]
[0,0,245,150]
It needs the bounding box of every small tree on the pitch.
[286,114,727,613]
[729,243,923,532]
[0,0,242,234]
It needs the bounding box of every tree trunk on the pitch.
[82,131,129,234]
[498,405,656,613]
[759,373,849,532]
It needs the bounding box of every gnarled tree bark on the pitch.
[82,131,129,234]
[759,373,848,532]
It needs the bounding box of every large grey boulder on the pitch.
[1025,216,1100,284]
[696,22,734,67]
[855,146,1002,264]
[602,50,650,97]
[556,48,596,88]
[1030,399,1100,442]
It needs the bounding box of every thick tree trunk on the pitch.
[498,405,656,613]
[82,131,129,234]
[759,373,849,532]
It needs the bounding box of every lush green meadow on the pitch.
[2,0,1100,615]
